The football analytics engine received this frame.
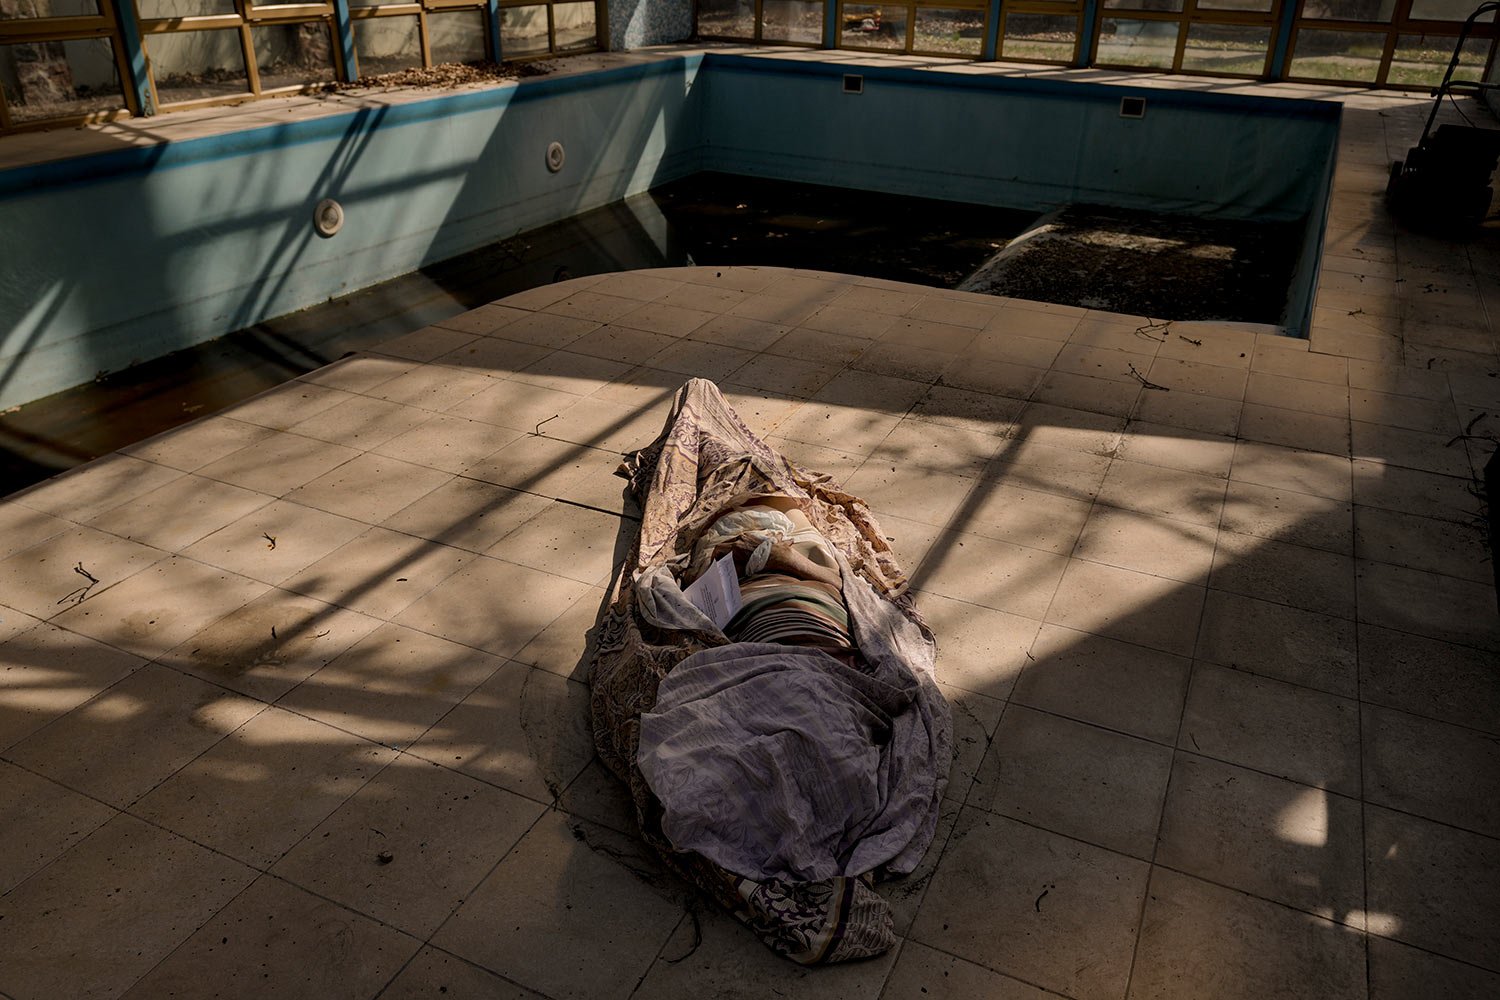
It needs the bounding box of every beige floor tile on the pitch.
[160,588,382,702]
[277,620,504,747]
[1013,623,1190,744]
[133,706,395,868]
[9,660,260,809]
[435,302,533,336]
[770,326,869,365]
[868,417,1006,478]
[842,463,975,528]
[943,682,1004,804]
[486,502,622,586]
[917,591,1038,699]
[1054,343,1156,384]
[1220,478,1354,554]
[1196,589,1357,697]
[1244,372,1351,418]
[224,381,354,431]
[1069,317,1159,353]
[1347,359,1451,401]
[437,335,553,377]
[1350,388,1458,435]
[0,814,256,999]
[282,527,472,620]
[1367,934,1500,1000]
[383,478,551,555]
[728,290,825,327]
[614,301,718,339]
[728,353,844,398]
[409,662,593,803]
[1364,805,1500,969]
[395,555,591,658]
[1156,754,1366,923]
[288,394,433,451]
[636,903,898,1000]
[1155,330,1254,369]
[939,356,1047,401]
[878,513,944,576]
[432,812,684,1000]
[0,760,117,896]
[371,415,522,476]
[182,499,368,586]
[197,431,362,497]
[969,331,1065,369]
[1034,370,1142,418]
[536,395,670,454]
[565,324,679,365]
[1133,388,1244,437]
[985,438,1112,500]
[1116,420,1236,479]
[883,941,1055,1000]
[509,351,633,399]
[961,478,1093,554]
[1250,341,1349,385]
[833,283,925,316]
[0,622,147,751]
[120,875,420,1000]
[1181,662,1360,795]
[686,314,790,352]
[1145,357,1249,400]
[851,340,956,383]
[812,369,929,414]
[0,524,167,620]
[911,809,1148,1000]
[463,435,607,500]
[764,435,866,485]
[1356,559,1500,651]
[13,454,182,523]
[918,530,1066,620]
[881,799,961,931]
[488,311,600,348]
[1008,402,1125,458]
[273,754,544,936]
[993,305,1083,342]
[1210,529,1356,619]
[1354,504,1490,583]
[514,585,605,681]
[1239,401,1351,456]
[1363,703,1500,837]
[1074,506,1218,586]
[1358,623,1500,734]
[87,474,273,552]
[285,452,451,525]
[121,416,278,473]
[1230,439,1353,501]
[0,503,71,563]
[1127,867,1366,1000]
[551,291,652,325]
[1095,458,1227,527]
[971,706,1172,859]
[1352,420,1472,478]
[446,377,584,434]
[298,354,415,394]
[380,947,547,999]
[643,338,755,381]
[906,294,998,332]
[908,383,1024,437]
[590,272,682,303]
[1046,558,1205,657]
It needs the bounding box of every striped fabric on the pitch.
[725,573,855,659]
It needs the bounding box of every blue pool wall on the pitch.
[0,52,1340,410]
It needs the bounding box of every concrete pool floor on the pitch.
[2,77,1500,1000]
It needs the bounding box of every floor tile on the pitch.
[281,527,472,621]
[1045,559,1205,658]
[432,812,684,1000]
[1095,457,1227,527]
[1362,703,1500,837]
[1364,804,1500,970]
[87,474,273,552]
[277,621,506,748]
[1354,503,1490,583]
[1008,402,1125,457]
[869,417,1006,478]
[917,531,1067,620]
[121,416,278,473]
[487,502,623,586]
[1195,589,1357,697]
[908,383,1024,437]
[942,683,1005,804]
[984,439,1113,501]
[133,707,396,868]
[408,662,593,803]
[1367,934,1500,1000]
[373,364,494,411]
[1357,623,1500,734]
[1013,623,1191,744]
[119,875,420,1000]
[917,591,1038,699]
[381,476,551,554]
[0,814,257,1000]
[463,435,609,500]
[13,454,183,522]
[1116,421,1236,478]
[1156,754,1365,923]
[1355,559,1500,651]
[1127,867,1366,1000]
[1180,662,1360,795]
[285,452,451,525]
[844,463,975,528]
[1209,530,1355,619]
[970,705,1173,858]
[273,754,544,936]
[1032,371,1140,418]
[287,393,431,449]
[394,556,591,659]
[0,760,117,896]
[881,941,1056,1000]
[182,499,368,586]
[227,381,353,430]
[371,414,523,475]
[1133,389,1244,437]
[514,585,606,681]
[1230,440,1352,501]
[1073,506,1218,585]
[960,478,1093,554]
[374,324,479,362]
[0,623,146,750]
[1221,478,1354,556]
[437,335,553,378]
[1351,421,1472,478]
[0,525,166,620]
[1147,357,1249,400]
[1239,401,1351,456]
[378,947,547,999]
[196,431,362,498]
[8,663,261,808]
[910,809,1149,1000]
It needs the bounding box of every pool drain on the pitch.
[313,198,344,238]
[546,141,566,173]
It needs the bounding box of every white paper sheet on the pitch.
[683,552,743,630]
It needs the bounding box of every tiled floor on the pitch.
[3,69,1500,1000]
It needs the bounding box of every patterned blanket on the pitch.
[587,378,952,964]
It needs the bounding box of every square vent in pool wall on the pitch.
[843,74,864,95]
[1120,96,1146,119]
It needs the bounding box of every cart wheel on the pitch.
[1385,159,1405,205]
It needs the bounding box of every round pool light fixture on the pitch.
[545,141,566,173]
[313,198,344,238]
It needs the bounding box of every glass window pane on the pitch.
[1388,33,1490,86]
[353,15,422,76]
[147,28,249,104]
[1194,0,1272,11]
[1288,28,1383,81]
[1103,0,1184,12]
[1409,0,1496,21]
[1299,0,1396,22]
[913,7,984,56]
[429,9,488,65]
[251,22,336,90]
[761,0,824,44]
[0,0,99,18]
[697,0,755,39]
[1001,12,1077,62]
[1180,23,1268,74]
[1096,17,1179,67]
[0,37,125,123]
[501,5,550,56]
[553,1,596,50]
[136,0,235,17]
[842,2,907,50]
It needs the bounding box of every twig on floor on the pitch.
[263,533,277,550]
[1447,412,1492,448]
[534,413,560,436]
[1135,318,1171,342]
[1178,335,1203,346]
[1128,363,1169,391]
[663,906,704,965]
[1347,307,1364,317]
[57,562,101,606]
